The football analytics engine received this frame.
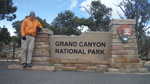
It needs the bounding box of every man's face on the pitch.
[30,15,35,20]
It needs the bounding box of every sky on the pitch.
[0,0,147,36]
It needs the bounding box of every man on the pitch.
[21,11,42,67]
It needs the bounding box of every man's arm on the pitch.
[21,20,26,40]
[37,20,43,32]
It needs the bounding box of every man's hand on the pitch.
[22,36,26,40]
[37,28,42,32]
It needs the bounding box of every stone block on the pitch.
[120,68,138,73]
[33,53,49,56]
[33,49,50,56]
[110,19,136,25]
[34,48,49,53]
[112,34,136,39]
[112,57,140,63]
[111,63,143,69]
[32,62,49,65]
[144,61,150,66]
[32,56,50,62]
[40,28,53,35]
[112,50,136,55]
[112,45,137,50]
[26,65,55,71]
[54,64,64,71]
[64,64,75,67]
[128,58,140,63]
[112,51,130,55]
[35,37,49,42]
[8,64,23,70]
[138,68,148,73]
[96,65,108,72]
[35,44,49,49]
[55,66,63,71]
[48,58,61,64]
[112,43,137,50]
[112,55,137,58]
[62,66,77,71]
[54,64,64,70]
[111,63,123,68]
[112,57,129,63]
[36,33,49,38]
[108,68,120,72]
[33,51,49,56]
[112,39,137,44]
[35,42,49,45]
[119,64,144,73]
[60,59,78,64]
[87,66,97,71]
[76,64,88,70]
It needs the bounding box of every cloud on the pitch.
[70,0,78,10]
[80,0,124,19]
[80,0,95,12]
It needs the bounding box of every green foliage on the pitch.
[12,20,22,36]
[51,1,112,35]
[119,0,150,30]
[119,0,150,59]
[0,27,11,45]
[87,1,112,31]
[0,0,17,21]
[11,20,22,47]
[37,17,50,28]
[51,10,81,35]
[10,36,20,47]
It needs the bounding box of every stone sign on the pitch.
[9,19,147,73]
[50,32,112,62]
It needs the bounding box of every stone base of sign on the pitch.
[53,63,109,72]
[110,63,148,73]
[8,63,148,73]
[7,63,109,72]
[8,64,23,70]
[108,68,120,72]
[48,58,110,65]
[8,64,55,71]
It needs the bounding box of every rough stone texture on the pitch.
[76,64,88,71]
[8,64,55,71]
[62,66,77,71]
[108,68,120,72]
[8,64,23,70]
[25,65,55,71]
[32,56,50,62]
[138,68,149,73]
[110,19,144,73]
[32,62,50,65]
[110,19,136,25]
[48,57,110,65]
[144,61,150,66]
[54,64,64,71]
[32,28,53,65]
[111,20,138,58]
